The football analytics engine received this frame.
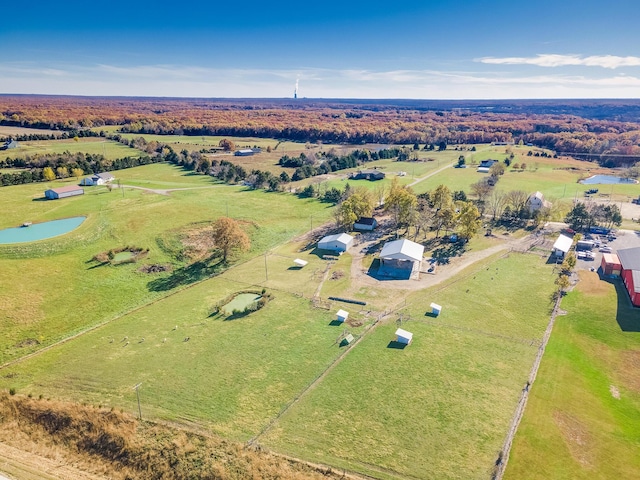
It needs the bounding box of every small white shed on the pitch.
[293,258,308,267]
[341,333,355,346]
[395,328,413,345]
[430,302,442,316]
[336,309,349,323]
[318,233,354,253]
[552,234,573,258]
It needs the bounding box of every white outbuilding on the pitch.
[430,303,442,316]
[395,328,413,345]
[336,309,349,323]
[552,234,573,259]
[293,258,308,267]
[379,238,424,279]
[318,233,354,253]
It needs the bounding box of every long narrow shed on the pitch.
[44,185,84,200]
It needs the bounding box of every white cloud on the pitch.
[0,62,639,99]
[478,54,640,69]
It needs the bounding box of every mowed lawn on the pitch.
[0,163,334,364]
[506,272,640,480]
[261,253,558,480]
[0,138,144,161]
[0,282,346,441]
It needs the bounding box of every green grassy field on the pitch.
[1,145,637,478]
[0,125,62,136]
[261,253,558,479]
[0,138,144,161]
[0,163,334,365]
[0,284,347,441]
[505,272,640,480]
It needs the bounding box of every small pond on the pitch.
[0,217,86,244]
[580,175,638,185]
[222,294,262,315]
[113,251,135,262]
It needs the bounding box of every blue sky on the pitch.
[1,0,640,98]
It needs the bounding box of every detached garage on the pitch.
[318,233,354,253]
[601,253,621,277]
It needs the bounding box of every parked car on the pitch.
[599,246,612,253]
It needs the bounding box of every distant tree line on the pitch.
[0,151,165,187]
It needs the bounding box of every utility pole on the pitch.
[133,383,142,420]
[264,251,269,281]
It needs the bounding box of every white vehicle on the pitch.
[599,246,612,253]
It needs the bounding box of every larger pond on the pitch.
[580,175,638,185]
[0,217,86,244]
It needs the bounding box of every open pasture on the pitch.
[260,253,558,480]
[0,125,62,137]
[0,284,347,441]
[0,163,334,364]
[506,272,640,480]
[0,138,144,161]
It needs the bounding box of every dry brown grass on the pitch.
[0,393,352,480]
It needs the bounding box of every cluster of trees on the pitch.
[0,151,164,187]
[284,148,401,181]
[4,96,640,167]
[565,202,622,231]
[332,180,482,242]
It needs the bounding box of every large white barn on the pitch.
[378,238,424,279]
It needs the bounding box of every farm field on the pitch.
[0,246,559,479]
[0,163,334,364]
[0,125,62,137]
[261,253,558,480]
[0,141,638,479]
[0,284,347,441]
[0,138,144,161]
[505,272,640,480]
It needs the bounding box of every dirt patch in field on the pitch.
[552,411,594,468]
[138,264,172,274]
[576,271,609,296]
[617,350,640,393]
[330,270,345,280]
[15,338,40,348]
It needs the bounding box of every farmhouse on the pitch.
[601,253,621,277]
[353,217,378,231]
[379,238,424,279]
[80,172,115,186]
[1,140,18,150]
[552,234,573,259]
[395,328,413,345]
[317,233,354,253]
[527,191,552,212]
[616,247,640,307]
[44,185,84,200]
[350,169,385,181]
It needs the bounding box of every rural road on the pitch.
[408,162,453,187]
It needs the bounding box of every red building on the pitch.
[617,247,640,307]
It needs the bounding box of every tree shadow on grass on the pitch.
[147,256,225,292]
[431,242,466,264]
